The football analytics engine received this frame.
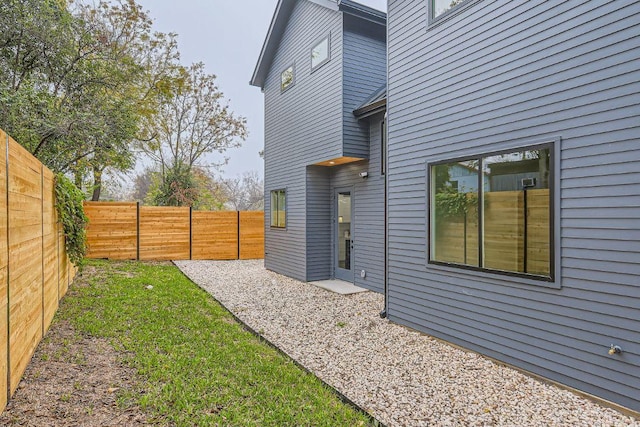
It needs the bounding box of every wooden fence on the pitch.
[433,189,550,276]
[84,202,264,261]
[0,128,76,412]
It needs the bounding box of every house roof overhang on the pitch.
[354,85,387,119]
[338,0,386,25]
[250,0,386,89]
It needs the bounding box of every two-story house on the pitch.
[250,0,387,291]
[252,0,640,414]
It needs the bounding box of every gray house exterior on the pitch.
[386,0,640,413]
[250,0,387,291]
[252,0,640,414]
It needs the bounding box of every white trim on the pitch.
[309,0,339,11]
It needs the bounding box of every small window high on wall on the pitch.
[429,0,475,23]
[281,65,294,92]
[429,145,553,281]
[270,189,286,228]
[311,34,330,71]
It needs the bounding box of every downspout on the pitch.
[380,6,389,319]
[380,111,389,319]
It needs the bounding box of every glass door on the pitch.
[335,190,353,281]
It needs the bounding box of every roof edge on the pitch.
[250,0,341,88]
[250,0,289,88]
[338,0,386,25]
[354,98,387,119]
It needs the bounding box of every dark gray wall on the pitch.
[330,112,386,293]
[263,1,343,281]
[387,0,640,411]
[342,16,386,159]
[263,1,388,284]
[306,165,332,281]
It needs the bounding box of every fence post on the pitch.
[40,165,44,338]
[189,207,193,260]
[237,211,240,260]
[136,202,140,261]
[4,132,9,405]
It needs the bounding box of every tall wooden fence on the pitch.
[433,189,550,276]
[84,202,264,261]
[0,129,76,412]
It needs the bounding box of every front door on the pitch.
[335,189,353,281]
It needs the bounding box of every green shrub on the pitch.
[55,173,88,265]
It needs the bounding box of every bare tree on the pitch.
[139,62,247,178]
[223,171,264,211]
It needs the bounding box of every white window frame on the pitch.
[281,64,295,93]
[428,0,479,26]
[310,33,331,72]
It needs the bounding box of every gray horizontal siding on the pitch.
[342,16,386,159]
[387,0,640,411]
[306,166,331,281]
[330,113,386,293]
[263,1,343,281]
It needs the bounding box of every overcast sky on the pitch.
[134,0,387,179]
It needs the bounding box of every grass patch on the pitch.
[59,260,372,426]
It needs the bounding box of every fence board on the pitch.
[84,203,266,262]
[240,212,265,260]
[85,202,137,259]
[58,227,69,299]
[0,128,76,412]
[484,191,524,273]
[139,207,190,260]
[42,169,58,332]
[0,129,7,411]
[192,211,238,260]
[434,189,550,276]
[7,137,43,394]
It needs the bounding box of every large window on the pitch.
[429,145,553,280]
[311,35,330,70]
[281,65,294,92]
[270,189,286,228]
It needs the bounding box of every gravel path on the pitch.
[175,260,638,427]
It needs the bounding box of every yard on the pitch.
[0,260,372,426]
[1,260,637,426]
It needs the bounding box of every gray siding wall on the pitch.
[330,112,386,293]
[342,16,386,159]
[263,1,343,281]
[306,166,331,281]
[387,0,640,411]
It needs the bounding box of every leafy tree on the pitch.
[132,166,157,202]
[134,165,228,210]
[0,0,179,200]
[139,61,247,205]
[192,168,228,210]
[152,162,198,206]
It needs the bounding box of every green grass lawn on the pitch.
[60,260,373,426]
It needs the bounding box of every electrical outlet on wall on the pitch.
[360,270,366,278]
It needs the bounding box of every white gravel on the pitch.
[175,259,639,427]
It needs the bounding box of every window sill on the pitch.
[311,58,330,74]
[426,261,561,290]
